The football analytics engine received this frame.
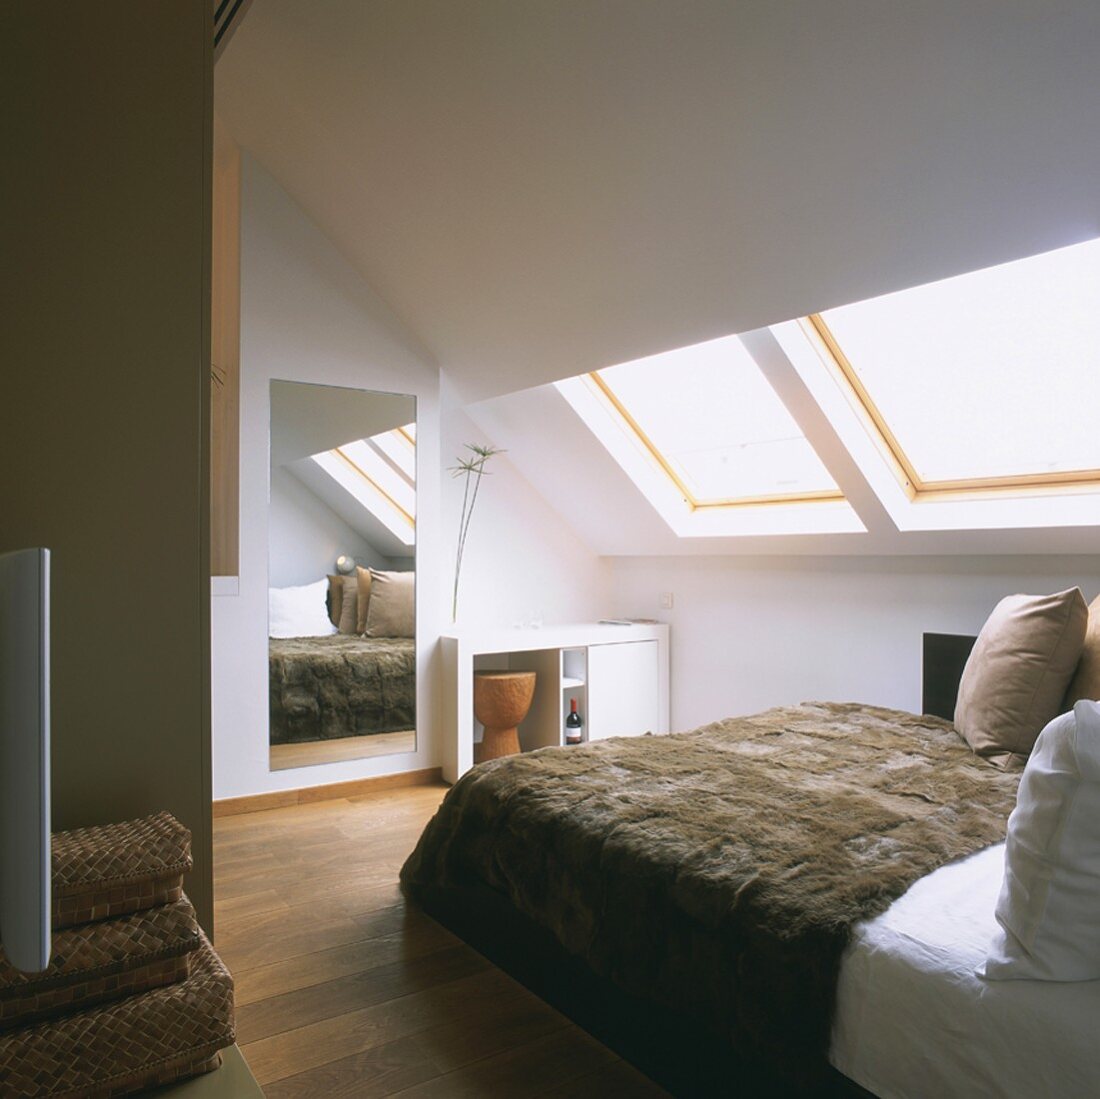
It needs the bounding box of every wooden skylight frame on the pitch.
[586,371,846,510]
[332,444,416,529]
[804,313,1100,501]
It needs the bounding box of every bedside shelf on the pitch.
[442,622,669,781]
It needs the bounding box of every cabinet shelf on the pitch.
[442,623,669,781]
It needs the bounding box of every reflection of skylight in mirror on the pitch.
[337,440,415,517]
[817,237,1100,487]
[310,425,416,546]
[369,423,416,482]
[595,335,839,505]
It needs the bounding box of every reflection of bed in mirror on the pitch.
[269,635,414,739]
[268,380,417,771]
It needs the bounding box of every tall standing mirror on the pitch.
[267,380,416,771]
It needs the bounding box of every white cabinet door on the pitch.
[586,640,660,741]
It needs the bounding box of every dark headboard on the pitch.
[922,633,977,720]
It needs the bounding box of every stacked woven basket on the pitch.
[0,812,235,1098]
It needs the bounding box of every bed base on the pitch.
[413,883,875,1099]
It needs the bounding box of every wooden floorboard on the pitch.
[386,1025,620,1097]
[213,786,670,1096]
[235,945,489,1044]
[269,730,416,770]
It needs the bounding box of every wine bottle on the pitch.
[565,698,583,745]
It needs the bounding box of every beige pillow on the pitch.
[337,575,360,635]
[326,574,344,628]
[355,566,373,635]
[364,569,415,638]
[1064,595,1100,707]
[955,588,1089,769]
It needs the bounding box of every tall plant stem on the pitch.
[453,458,489,621]
[450,443,503,623]
[452,467,474,620]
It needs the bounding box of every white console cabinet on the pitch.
[441,623,670,782]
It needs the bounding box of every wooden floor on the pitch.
[212,784,668,1096]
[269,730,416,771]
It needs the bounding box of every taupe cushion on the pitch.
[955,588,1089,769]
[326,574,344,628]
[1064,595,1100,707]
[365,569,415,638]
[337,574,360,635]
[356,566,373,635]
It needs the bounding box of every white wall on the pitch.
[211,154,442,801]
[610,556,1100,734]
[443,389,611,631]
[268,467,388,588]
[213,155,610,799]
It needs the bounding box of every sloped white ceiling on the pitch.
[270,381,417,557]
[217,1,1100,402]
[286,458,414,560]
[270,381,414,466]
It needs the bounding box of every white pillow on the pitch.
[269,579,337,639]
[982,701,1100,981]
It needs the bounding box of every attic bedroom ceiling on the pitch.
[216,1,1100,403]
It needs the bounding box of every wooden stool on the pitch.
[473,671,536,763]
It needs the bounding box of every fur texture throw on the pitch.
[269,636,414,743]
[402,702,1019,1086]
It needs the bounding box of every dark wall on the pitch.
[3,3,214,929]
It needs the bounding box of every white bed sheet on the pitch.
[830,843,1100,1098]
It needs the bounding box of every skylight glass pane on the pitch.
[311,448,415,546]
[370,424,416,482]
[338,439,416,518]
[596,335,838,503]
[819,237,1100,485]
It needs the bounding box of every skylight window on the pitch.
[588,336,841,508]
[809,237,1100,495]
[554,336,862,539]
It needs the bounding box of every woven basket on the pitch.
[52,812,192,929]
[0,899,200,1031]
[0,932,234,1098]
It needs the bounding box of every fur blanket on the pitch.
[402,702,1019,1087]
[269,636,415,743]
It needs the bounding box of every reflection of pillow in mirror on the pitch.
[338,575,359,634]
[356,566,373,635]
[365,570,414,638]
[270,579,338,639]
[326,574,344,628]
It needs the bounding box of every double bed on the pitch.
[402,700,1017,1094]
[268,635,415,744]
[401,613,1100,1097]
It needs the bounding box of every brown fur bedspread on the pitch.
[401,702,1019,1087]
[269,636,414,743]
